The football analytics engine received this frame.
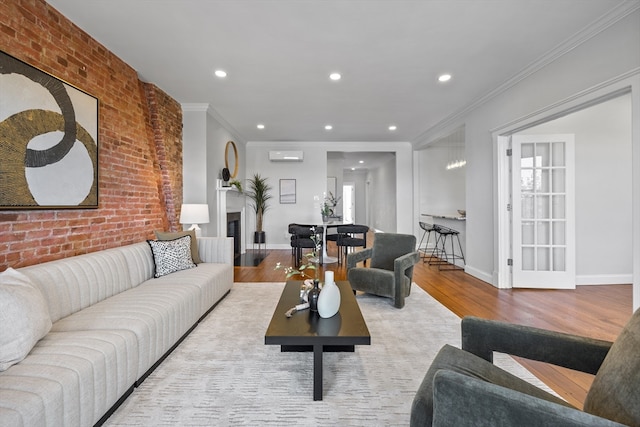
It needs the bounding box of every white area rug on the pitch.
[104,283,553,426]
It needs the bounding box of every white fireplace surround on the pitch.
[216,180,246,254]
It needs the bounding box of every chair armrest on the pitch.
[197,237,234,264]
[347,247,373,270]
[431,370,625,427]
[462,316,613,375]
[394,251,419,275]
[394,251,419,286]
[393,251,419,308]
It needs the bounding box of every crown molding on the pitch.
[490,67,639,134]
[205,105,246,144]
[180,103,246,144]
[181,103,209,112]
[412,1,640,147]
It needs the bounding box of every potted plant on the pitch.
[229,179,243,193]
[246,173,272,244]
[321,191,342,221]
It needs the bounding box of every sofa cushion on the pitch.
[155,230,203,264]
[0,268,52,371]
[150,262,234,315]
[0,330,139,427]
[19,245,139,323]
[51,281,202,378]
[147,235,196,277]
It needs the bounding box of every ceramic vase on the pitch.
[318,271,340,318]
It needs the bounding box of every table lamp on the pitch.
[179,204,210,236]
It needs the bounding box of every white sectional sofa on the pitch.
[0,236,233,427]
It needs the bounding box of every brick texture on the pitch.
[0,0,183,269]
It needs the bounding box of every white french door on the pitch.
[512,134,576,288]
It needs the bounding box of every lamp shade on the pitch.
[179,204,210,225]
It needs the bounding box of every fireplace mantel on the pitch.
[216,180,246,254]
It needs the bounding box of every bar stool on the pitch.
[428,225,465,270]
[418,221,437,262]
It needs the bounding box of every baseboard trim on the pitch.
[464,264,494,286]
[576,274,633,285]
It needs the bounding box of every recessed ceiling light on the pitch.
[325,125,333,130]
[351,167,355,171]
[359,160,364,164]
[329,72,341,81]
[257,124,265,129]
[438,74,452,82]
[388,125,397,131]
[214,69,227,78]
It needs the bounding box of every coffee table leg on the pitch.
[313,344,323,401]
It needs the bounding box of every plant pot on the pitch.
[254,231,266,244]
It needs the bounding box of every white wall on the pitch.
[418,146,466,216]
[183,104,246,237]
[182,106,208,204]
[366,155,397,232]
[520,94,632,284]
[414,10,639,297]
[205,112,246,237]
[245,141,412,248]
[326,155,344,215]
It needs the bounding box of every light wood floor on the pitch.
[234,240,633,409]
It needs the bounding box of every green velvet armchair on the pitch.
[411,309,640,426]
[346,232,419,309]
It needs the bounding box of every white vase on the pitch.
[318,271,340,318]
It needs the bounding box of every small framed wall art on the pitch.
[0,50,99,209]
[279,179,296,204]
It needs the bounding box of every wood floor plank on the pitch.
[234,238,633,409]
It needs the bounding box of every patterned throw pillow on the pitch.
[147,235,196,278]
[154,230,203,264]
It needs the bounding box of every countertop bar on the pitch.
[422,213,466,220]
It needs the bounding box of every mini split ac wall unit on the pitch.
[268,151,304,162]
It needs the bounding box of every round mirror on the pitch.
[225,141,238,178]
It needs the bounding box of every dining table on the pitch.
[314,218,352,264]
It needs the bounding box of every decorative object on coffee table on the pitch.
[308,279,321,312]
[318,271,340,318]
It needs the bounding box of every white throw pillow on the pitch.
[147,235,197,278]
[0,268,53,371]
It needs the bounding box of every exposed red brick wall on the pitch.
[0,0,183,270]
[144,83,183,231]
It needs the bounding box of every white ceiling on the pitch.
[47,0,631,145]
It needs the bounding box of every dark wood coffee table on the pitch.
[265,280,371,400]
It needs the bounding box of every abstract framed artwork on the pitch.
[279,179,296,204]
[0,50,99,209]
